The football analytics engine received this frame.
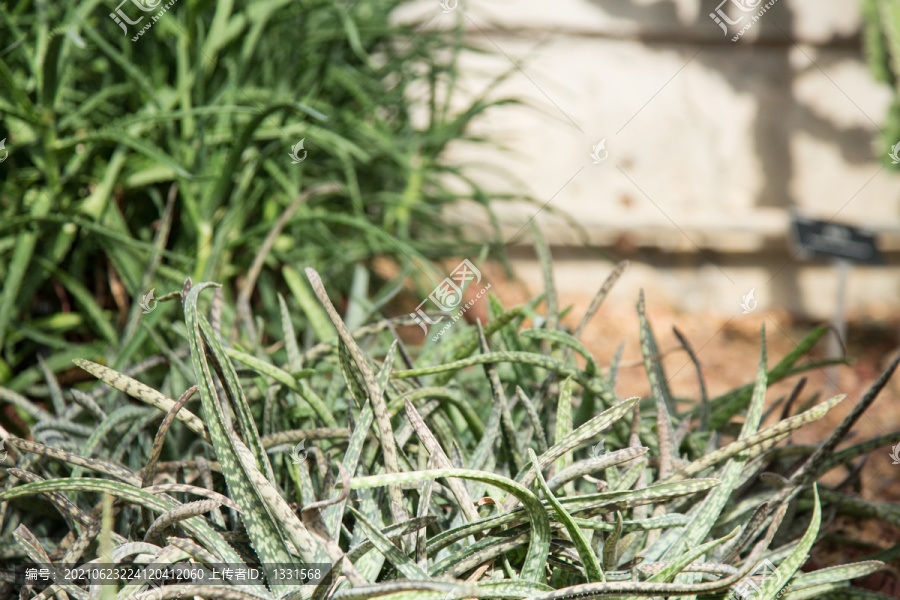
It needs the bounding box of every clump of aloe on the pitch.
[0,256,897,600]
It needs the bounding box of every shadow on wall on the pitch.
[587,0,877,313]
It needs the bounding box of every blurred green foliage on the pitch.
[863,0,900,163]
[0,0,516,388]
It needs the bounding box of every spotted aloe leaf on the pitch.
[756,486,823,600]
[347,468,551,583]
[656,330,770,562]
[184,281,300,596]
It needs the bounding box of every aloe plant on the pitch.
[0,255,896,599]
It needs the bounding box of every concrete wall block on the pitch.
[398,0,865,43]
[404,0,900,316]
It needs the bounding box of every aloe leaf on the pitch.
[70,405,151,480]
[0,386,54,421]
[517,386,548,453]
[642,525,740,585]
[429,529,530,578]
[793,352,900,486]
[347,468,550,583]
[404,399,480,525]
[346,516,436,563]
[529,396,641,482]
[531,221,558,336]
[823,431,900,473]
[278,293,303,370]
[659,332,769,561]
[673,326,709,429]
[348,507,431,580]
[530,448,606,582]
[547,448,648,493]
[0,478,269,597]
[338,338,368,409]
[325,400,374,540]
[573,260,628,340]
[224,348,314,388]
[756,486,823,600]
[14,524,87,599]
[396,351,617,407]
[468,377,502,476]
[392,387,483,439]
[786,561,882,591]
[428,478,720,555]
[553,377,575,489]
[225,345,334,427]
[707,326,828,428]
[668,393,845,482]
[434,306,524,385]
[780,583,850,600]
[36,354,65,416]
[306,267,405,524]
[521,329,598,372]
[184,282,299,593]
[572,514,690,532]
[5,438,139,485]
[637,290,674,416]
[602,512,624,572]
[283,265,334,343]
[73,359,208,441]
[478,321,521,473]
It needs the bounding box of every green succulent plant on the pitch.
[0,244,897,599]
[863,0,900,165]
[0,0,518,387]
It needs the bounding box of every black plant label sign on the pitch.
[790,216,883,265]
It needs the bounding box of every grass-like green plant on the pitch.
[0,0,516,387]
[1,249,897,599]
[863,0,900,164]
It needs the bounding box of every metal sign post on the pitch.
[828,258,850,383]
[789,216,883,392]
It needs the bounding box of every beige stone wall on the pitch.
[400,0,900,319]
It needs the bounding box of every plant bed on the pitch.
[1,253,898,600]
